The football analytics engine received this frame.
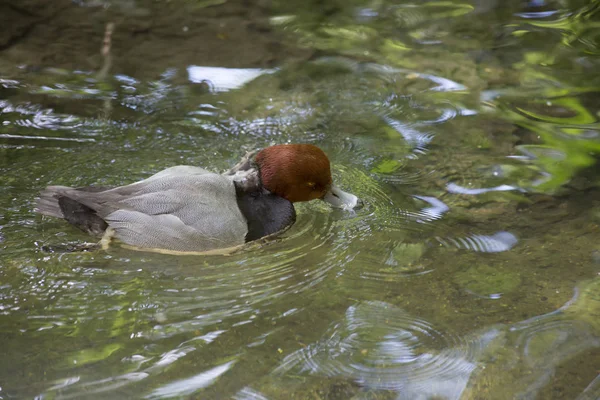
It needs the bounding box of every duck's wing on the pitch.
[36,167,211,219]
[47,170,248,252]
[107,173,248,251]
[144,166,213,181]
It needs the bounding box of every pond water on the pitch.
[1,0,600,398]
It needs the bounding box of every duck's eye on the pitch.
[307,182,325,195]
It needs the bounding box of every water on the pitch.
[1,0,600,398]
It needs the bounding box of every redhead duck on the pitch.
[36,144,360,253]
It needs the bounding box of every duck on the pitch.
[35,144,360,253]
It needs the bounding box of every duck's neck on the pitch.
[233,182,296,242]
[225,150,296,241]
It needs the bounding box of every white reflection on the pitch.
[0,134,95,143]
[146,360,235,399]
[145,346,196,372]
[234,387,270,400]
[413,195,450,222]
[437,231,518,253]
[447,182,517,195]
[418,73,466,92]
[383,116,433,156]
[47,376,80,390]
[187,66,277,92]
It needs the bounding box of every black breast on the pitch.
[234,183,296,242]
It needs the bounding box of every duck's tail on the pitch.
[35,186,73,218]
[35,186,109,236]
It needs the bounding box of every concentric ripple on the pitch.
[317,169,450,283]
[274,301,484,397]
[436,231,518,253]
[63,171,376,336]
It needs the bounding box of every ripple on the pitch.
[22,203,360,396]
[274,301,483,396]
[382,115,434,159]
[234,387,269,400]
[227,115,312,139]
[331,167,435,233]
[320,176,446,282]
[101,203,361,341]
[323,137,374,163]
[0,133,95,144]
[0,100,87,132]
[26,166,395,343]
[412,195,450,222]
[50,372,149,400]
[436,231,518,253]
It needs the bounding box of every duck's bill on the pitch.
[323,185,361,210]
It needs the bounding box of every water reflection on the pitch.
[187,66,277,92]
[437,231,518,253]
[146,360,235,399]
[412,195,450,222]
[234,387,270,400]
[446,183,518,195]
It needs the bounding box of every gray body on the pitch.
[36,166,248,252]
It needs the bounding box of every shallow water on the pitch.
[1,0,600,399]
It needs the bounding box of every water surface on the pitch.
[1,0,600,398]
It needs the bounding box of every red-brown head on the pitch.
[255,144,360,209]
[255,144,332,202]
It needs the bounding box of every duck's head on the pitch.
[230,144,360,210]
